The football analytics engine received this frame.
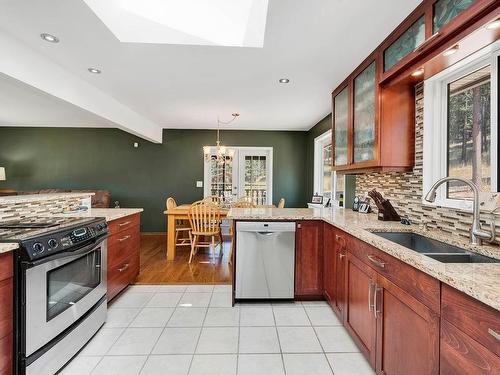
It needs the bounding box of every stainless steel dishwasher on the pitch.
[235,221,296,299]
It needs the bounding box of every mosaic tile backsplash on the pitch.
[0,196,85,222]
[355,83,500,244]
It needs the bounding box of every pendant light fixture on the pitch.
[203,113,239,164]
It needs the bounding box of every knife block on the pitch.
[377,200,401,221]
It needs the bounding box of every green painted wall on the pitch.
[304,114,332,201]
[0,127,307,231]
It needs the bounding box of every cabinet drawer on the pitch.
[108,214,140,236]
[441,320,500,375]
[0,253,13,282]
[108,227,140,268]
[108,252,139,301]
[347,234,440,312]
[0,333,12,375]
[442,284,500,356]
[0,278,13,340]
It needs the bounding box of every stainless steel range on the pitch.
[0,217,108,375]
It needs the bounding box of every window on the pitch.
[314,130,333,199]
[423,42,499,210]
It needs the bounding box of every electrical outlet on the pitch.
[196,181,203,188]
[479,192,500,212]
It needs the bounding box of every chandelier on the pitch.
[203,113,239,164]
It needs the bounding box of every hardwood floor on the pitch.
[135,234,233,284]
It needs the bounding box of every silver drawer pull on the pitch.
[118,235,131,242]
[339,253,345,259]
[367,255,385,268]
[118,263,130,272]
[118,221,131,227]
[488,328,500,341]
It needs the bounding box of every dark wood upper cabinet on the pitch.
[331,0,499,173]
[295,221,323,298]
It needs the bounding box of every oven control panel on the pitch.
[20,219,108,261]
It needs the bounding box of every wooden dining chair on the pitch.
[188,200,223,263]
[203,195,222,205]
[166,197,192,248]
[278,198,285,208]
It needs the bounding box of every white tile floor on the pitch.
[60,284,374,375]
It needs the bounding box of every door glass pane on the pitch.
[447,65,491,199]
[243,155,268,205]
[354,61,376,163]
[384,16,425,71]
[210,156,233,202]
[322,143,332,197]
[334,88,349,165]
[47,250,101,321]
[433,0,475,33]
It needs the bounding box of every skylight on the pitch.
[83,0,269,47]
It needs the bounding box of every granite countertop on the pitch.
[228,207,500,311]
[0,242,19,254]
[0,192,94,205]
[51,208,143,222]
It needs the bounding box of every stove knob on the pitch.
[32,242,45,254]
[48,239,58,249]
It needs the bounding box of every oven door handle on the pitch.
[25,234,109,268]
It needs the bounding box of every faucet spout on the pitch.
[424,177,494,245]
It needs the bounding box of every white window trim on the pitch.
[313,130,332,197]
[203,146,273,203]
[423,41,499,211]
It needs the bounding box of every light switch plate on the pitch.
[196,181,203,188]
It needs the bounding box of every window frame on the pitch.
[423,41,499,211]
[203,146,273,204]
[313,130,333,198]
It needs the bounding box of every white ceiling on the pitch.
[0,0,421,141]
[0,73,117,127]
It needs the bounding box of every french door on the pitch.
[204,147,273,205]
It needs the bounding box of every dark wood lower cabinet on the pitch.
[333,233,346,319]
[375,275,440,375]
[345,252,377,367]
[295,221,323,298]
[441,320,500,375]
[107,214,141,301]
[0,253,12,375]
[323,223,336,305]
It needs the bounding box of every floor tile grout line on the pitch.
[271,302,288,375]
[306,308,335,375]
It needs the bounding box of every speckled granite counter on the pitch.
[228,207,500,311]
[51,208,143,222]
[0,242,18,254]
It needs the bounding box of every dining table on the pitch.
[164,204,229,261]
[164,203,275,261]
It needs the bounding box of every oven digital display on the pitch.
[73,228,87,237]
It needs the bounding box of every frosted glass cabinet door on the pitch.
[334,87,349,166]
[353,61,376,163]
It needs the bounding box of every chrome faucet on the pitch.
[424,177,495,246]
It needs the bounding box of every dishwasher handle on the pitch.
[257,231,280,237]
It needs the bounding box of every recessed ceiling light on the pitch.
[88,68,101,74]
[443,45,459,57]
[485,19,500,30]
[40,33,59,43]
[279,78,290,83]
[411,68,424,77]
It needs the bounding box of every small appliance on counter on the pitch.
[368,189,401,221]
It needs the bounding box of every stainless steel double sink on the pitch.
[373,232,499,263]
